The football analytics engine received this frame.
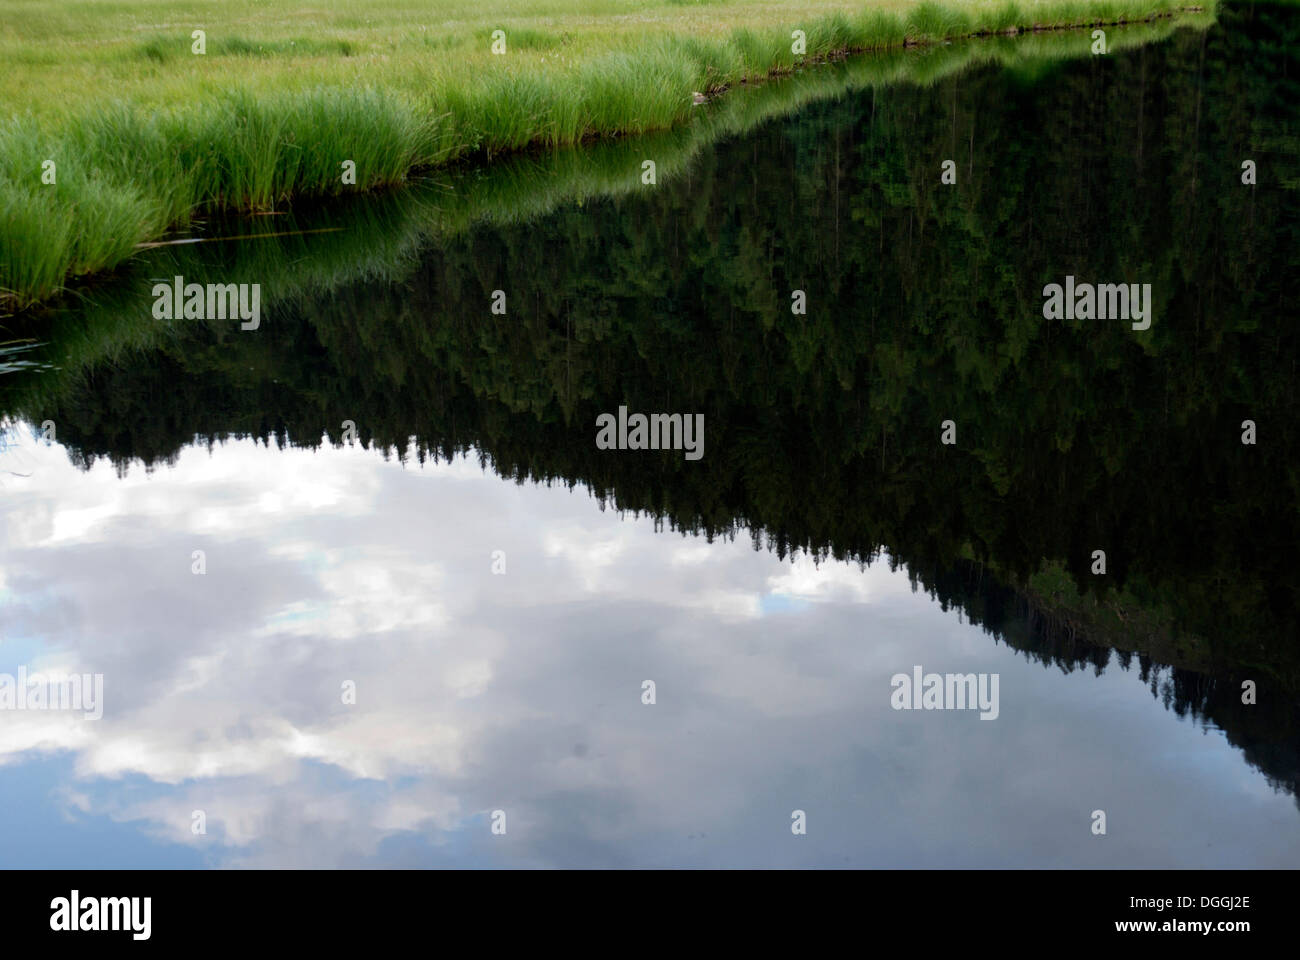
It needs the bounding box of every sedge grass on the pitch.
[0,0,1213,309]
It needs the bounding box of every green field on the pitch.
[0,0,1210,308]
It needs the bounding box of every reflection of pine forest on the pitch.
[5,5,1298,800]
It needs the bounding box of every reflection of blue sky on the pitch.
[0,754,205,869]
[759,593,808,615]
[0,428,1298,868]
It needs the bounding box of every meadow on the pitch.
[0,0,1212,308]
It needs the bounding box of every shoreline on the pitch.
[1,1,1215,311]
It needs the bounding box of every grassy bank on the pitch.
[1,0,1212,309]
[0,14,1205,405]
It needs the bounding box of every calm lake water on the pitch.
[1,3,1297,868]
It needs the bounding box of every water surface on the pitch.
[1,3,1298,867]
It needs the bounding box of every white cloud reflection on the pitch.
[1,429,1298,867]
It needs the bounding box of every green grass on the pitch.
[0,12,1210,414]
[0,0,1210,310]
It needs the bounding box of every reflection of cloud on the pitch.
[252,552,450,640]
[543,526,629,592]
[766,554,913,604]
[0,437,1298,867]
[0,711,97,766]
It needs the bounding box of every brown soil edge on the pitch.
[694,7,1206,101]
